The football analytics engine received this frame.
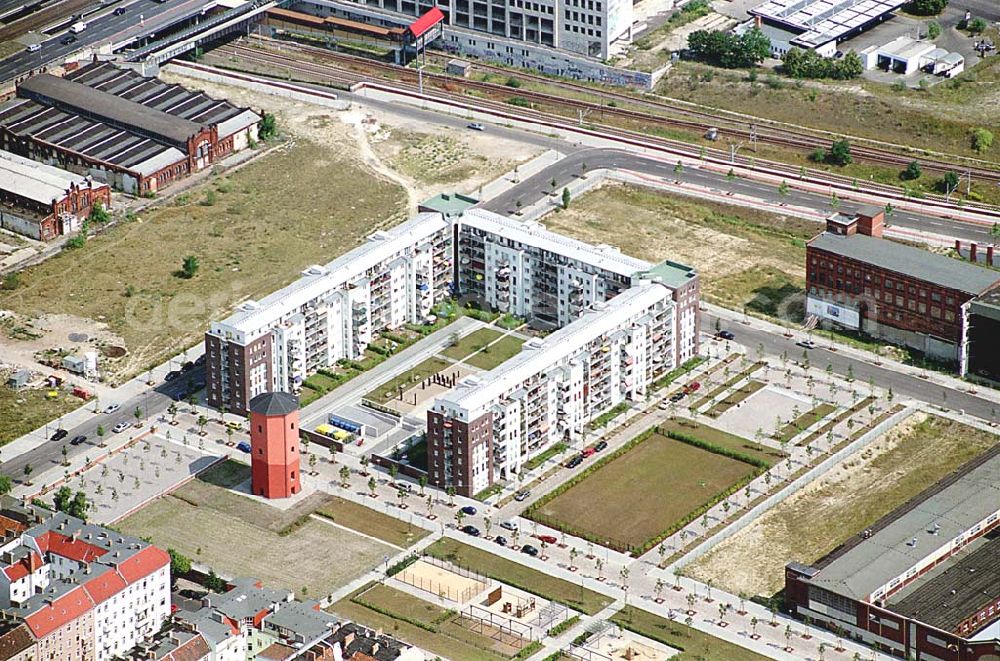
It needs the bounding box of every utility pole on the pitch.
[749,123,758,152]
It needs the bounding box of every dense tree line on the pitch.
[782,48,864,79]
[687,28,771,68]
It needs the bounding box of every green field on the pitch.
[441,328,503,361]
[119,472,391,596]
[316,496,428,547]
[465,335,526,370]
[366,356,454,404]
[612,608,771,661]
[333,583,514,660]
[425,538,613,615]
[0,386,82,448]
[527,427,765,553]
[441,328,525,370]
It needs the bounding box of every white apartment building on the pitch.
[205,213,453,414]
[0,509,171,661]
[428,279,679,495]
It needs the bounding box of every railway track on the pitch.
[231,37,1000,188]
[207,42,1000,220]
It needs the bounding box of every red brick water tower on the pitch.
[248,391,301,498]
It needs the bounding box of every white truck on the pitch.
[70,21,87,33]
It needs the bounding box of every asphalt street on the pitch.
[0,367,203,481]
[1,0,217,83]
[482,147,999,244]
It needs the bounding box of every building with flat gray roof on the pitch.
[785,443,1000,659]
[750,0,907,57]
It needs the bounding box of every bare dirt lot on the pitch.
[686,412,999,597]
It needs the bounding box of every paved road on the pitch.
[482,147,999,244]
[0,367,203,481]
[0,0,217,84]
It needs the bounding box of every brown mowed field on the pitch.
[529,433,757,551]
[686,413,1000,597]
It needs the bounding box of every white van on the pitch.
[70,21,87,33]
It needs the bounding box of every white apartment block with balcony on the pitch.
[205,212,453,414]
[456,208,648,328]
[428,279,677,493]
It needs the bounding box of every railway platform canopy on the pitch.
[750,0,906,53]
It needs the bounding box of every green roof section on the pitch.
[639,259,698,288]
[418,192,478,218]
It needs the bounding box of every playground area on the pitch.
[381,362,479,416]
[570,627,679,661]
[395,557,489,603]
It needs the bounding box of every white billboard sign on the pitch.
[807,297,861,329]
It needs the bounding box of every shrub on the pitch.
[900,160,922,181]
[972,128,994,154]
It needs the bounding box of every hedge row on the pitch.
[547,615,581,637]
[651,355,706,392]
[352,593,439,633]
[664,430,770,469]
[386,553,419,577]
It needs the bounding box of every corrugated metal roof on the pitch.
[0,149,101,206]
[809,231,1000,295]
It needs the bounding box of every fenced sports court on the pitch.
[395,556,488,603]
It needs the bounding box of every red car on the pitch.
[581,447,596,458]
[537,535,558,545]
[684,381,701,394]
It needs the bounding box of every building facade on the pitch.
[806,207,1000,364]
[205,213,453,415]
[0,504,171,661]
[428,279,682,495]
[0,150,111,241]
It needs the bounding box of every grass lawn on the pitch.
[657,419,783,466]
[705,380,765,417]
[333,584,512,660]
[465,335,526,370]
[687,413,1000,597]
[0,141,406,383]
[197,459,249,488]
[545,185,809,320]
[775,402,838,443]
[441,328,503,361]
[366,356,454,404]
[0,386,82,447]
[425,538,613,615]
[612,607,771,661]
[118,474,391,596]
[316,496,428,548]
[527,429,764,552]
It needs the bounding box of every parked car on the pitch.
[566,455,583,469]
[520,544,539,556]
[50,429,68,442]
[717,330,735,340]
[797,339,817,349]
[513,490,530,502]
[104,403,120,414]
[460,505,478,516]
[467,122,485,131]
[500,520,519,531]
[181,361,195,372]
[461,525,481,537]
[236,441,251,453]
[537,534,557,545]
[581,447,596,458]
[112,421,130,434]
[69,435,86,446]
[164,370,181,381]
[194,354,206,366]
[669,392,685,403]
[494,536,508,547]
[595,440,608,452]
[225,420,242,431]
[684,381,701,394]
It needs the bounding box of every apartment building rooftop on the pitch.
[438,281,670,414]
[460,208,651,279]
[214,212,449,336]
[640,259,699,289]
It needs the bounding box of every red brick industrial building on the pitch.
[785,446,1000,660]
[0,149,110,240]
[806,206,1000,365]
[249,392,301,499]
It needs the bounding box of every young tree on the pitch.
[168,402,178,424]
[926,20,941,38]
[339,465,351,488]
[972,128,994,154]
[23,464,33,485]
[367,476,377,497]
[61,445,69,466]
[939,170,961,195]
[181,255,200,279]
[0,475,11,496]
[418,474,427,496]
[827,138,853,166]
[561,187,571,210]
